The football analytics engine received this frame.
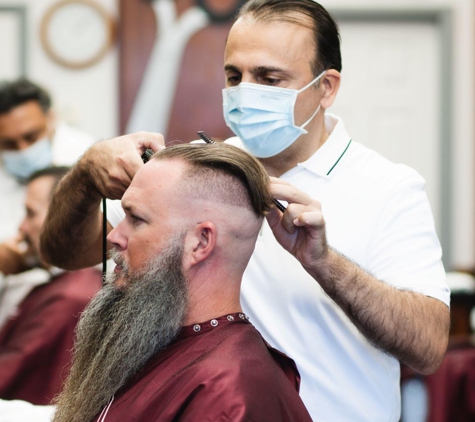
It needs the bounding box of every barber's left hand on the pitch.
[81,132,165,199]
[266,177,328,269]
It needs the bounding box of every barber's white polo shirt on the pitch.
[106,114,449,422]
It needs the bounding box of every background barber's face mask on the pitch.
[222,71,325,158]
[2,138,53,181]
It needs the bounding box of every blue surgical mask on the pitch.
[2,137,53,180]
[222,71,326,158]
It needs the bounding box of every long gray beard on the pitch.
[53,235,188,422]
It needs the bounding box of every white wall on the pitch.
[326,0,474,270]
[0,0,118,141]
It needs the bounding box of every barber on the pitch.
[41,1,450,421]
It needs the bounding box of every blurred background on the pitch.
[1,1,474,420]
[2,0,473,273]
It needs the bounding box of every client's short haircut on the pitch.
[152,143,273,218]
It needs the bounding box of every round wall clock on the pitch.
[40,0,115,69]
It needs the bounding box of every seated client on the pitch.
[53,143,312,422]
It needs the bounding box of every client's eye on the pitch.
[130,215,143,225]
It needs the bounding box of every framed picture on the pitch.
[119,0,244,140]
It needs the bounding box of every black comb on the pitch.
[142,149,154,163]
[197,131,215,144]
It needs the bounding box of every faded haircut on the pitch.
[152,143,273,218]
[237,0,342,76]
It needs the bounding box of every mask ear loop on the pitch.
[297,70,326,93]
[297,70,326,129]
[102,198,107,285]
[300,104,321,129]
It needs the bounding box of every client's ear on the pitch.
[182,222,217,272]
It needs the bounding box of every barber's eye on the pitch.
[227,75,241,85]
[0,141,17,151]
[24,134,39,143]
[264,77,279,85]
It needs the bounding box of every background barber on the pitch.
[0,78,95,328]
[0,78,94,242]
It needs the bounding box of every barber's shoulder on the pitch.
[224,136,243,149]
[54,122,95,145]
[350,141,424,187]
[52,122,96,165]
[190,136,242,148]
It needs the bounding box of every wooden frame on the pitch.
[40,0,115,70]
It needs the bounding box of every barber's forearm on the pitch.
[308,248,450,374]
[40,165,105,270]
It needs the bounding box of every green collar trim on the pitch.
[326,139,352,176]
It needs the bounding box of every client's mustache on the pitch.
[108,248,129,274]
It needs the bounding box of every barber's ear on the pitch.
[46,109,56,124]
[182,222,217,272]
[320,69,341,109]
[46,110,57,138]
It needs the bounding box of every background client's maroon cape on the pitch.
[0,268,102,404]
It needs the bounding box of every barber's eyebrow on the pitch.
[255,66,290,76]
[224,64,240,73]
[224,64,291,78]
[0,128,42,145]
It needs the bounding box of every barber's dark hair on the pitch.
[237,0,342,75]
[28,166,70,198]
[152,143,273,218]
[0,78,52,114]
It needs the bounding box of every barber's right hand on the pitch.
[80,132,165,199]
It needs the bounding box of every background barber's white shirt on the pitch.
[0,123,95,328]
[0,399,55,422]
[0,122,95,242]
